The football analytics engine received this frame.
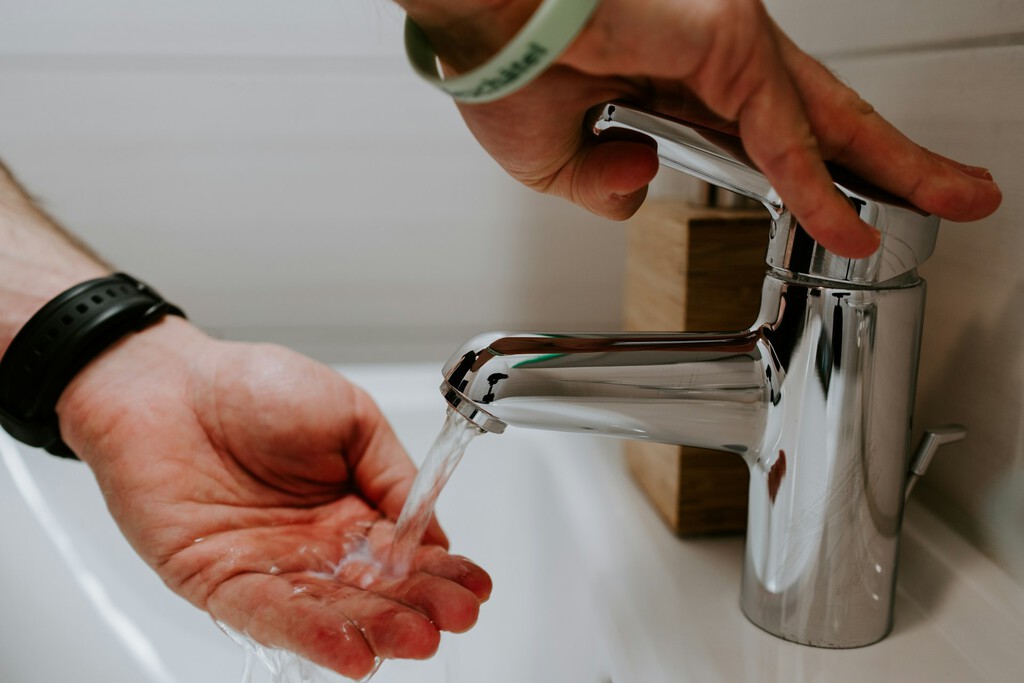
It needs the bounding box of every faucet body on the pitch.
[442,103,946,648]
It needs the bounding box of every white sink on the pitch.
[1,364,1022,682]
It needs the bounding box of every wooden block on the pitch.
[623,200,767,536]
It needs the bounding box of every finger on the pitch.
[568,138,661,220]
[298,582,441,661]
[421,515,449,549]
[730,32,881,257]
[385,572,483,633]
[288,527,487,633]
[771,25,1002,221]
[413,545,493,602]
[209,573,380,679]
[210,573,442,677]
[451,63,656,220]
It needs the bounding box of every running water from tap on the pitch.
[221,407,480,682]
[387,406,482,577]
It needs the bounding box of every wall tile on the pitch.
[766,0,1024,56]
[0,0,403,56]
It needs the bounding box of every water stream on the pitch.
[387,406,483,577]
[230,406,482,682]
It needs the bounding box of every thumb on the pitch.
[570,139,660,220]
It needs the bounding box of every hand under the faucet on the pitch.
[400,0,1002,258]
[55,318,492,680]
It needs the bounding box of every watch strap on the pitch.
[0,273,185,458]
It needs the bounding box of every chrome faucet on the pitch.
[440,103,965,648]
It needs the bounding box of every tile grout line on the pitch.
[818,31,1024,61]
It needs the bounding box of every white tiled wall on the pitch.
[0,0,627,362]
[765,0,1024,581]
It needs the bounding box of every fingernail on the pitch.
[854,225,882,258]
[865,225,882,255]
[962,165,994,181]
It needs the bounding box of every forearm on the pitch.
[0,161,109,353]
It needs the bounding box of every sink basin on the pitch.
[1,364,1022,682]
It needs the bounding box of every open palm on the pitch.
[56,318,490,680]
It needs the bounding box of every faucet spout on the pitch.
[442,330,775,461]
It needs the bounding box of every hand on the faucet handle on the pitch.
[403,0,1002,258]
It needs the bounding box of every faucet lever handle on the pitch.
[905,425,967,501]
[589,102,782,217]
[590,101,941,285]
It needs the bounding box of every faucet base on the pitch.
[736,276,926,648]
[740,595,894,649]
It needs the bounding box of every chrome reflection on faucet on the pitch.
[440,103,965,649]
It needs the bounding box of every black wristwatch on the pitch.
[0,273,185,459]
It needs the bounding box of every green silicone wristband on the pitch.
[404,0,602,104]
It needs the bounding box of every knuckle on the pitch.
[692,0,773,119]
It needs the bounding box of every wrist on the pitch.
[55,314,209,467]
[0,259,110,353]
[397,0,541,72]
[0,272,192,458]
